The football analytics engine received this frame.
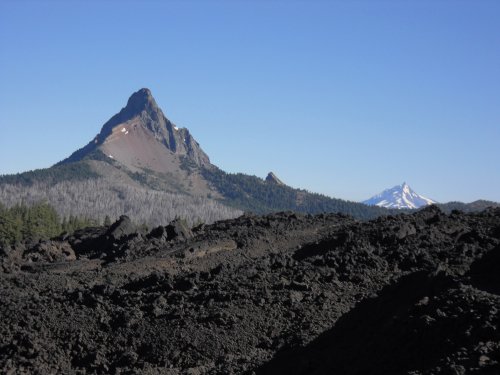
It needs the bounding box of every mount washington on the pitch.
[0,88,497,225]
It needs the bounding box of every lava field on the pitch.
[1,206,500,374]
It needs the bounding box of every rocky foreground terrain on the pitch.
[1,206,500,374]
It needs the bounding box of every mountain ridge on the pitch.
[1,89,497,224]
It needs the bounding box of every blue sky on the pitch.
[0,0,499,203]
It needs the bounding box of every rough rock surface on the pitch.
[1,207,500,374]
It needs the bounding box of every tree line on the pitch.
[0,202,101,246]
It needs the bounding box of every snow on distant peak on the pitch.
[362,182,437,209]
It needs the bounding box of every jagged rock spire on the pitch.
[266,172,285,185]
[59,88,211,168]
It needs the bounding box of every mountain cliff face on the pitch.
[363,182,436,209]
[60,88,211,170]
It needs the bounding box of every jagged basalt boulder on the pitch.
[165,218,193,241]
[106,215,136,242]
[65,225,109,258]
[24,241,76,262]
[148,218,193,243]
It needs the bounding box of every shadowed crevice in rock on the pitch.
[256,271,459,375]
[468,244,500,295]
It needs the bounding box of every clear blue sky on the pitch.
[1,0,499,203]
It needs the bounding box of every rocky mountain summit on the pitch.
[265,172,285,186]
[60,88,211,170]
[1,206,499,374]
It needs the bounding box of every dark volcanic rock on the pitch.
[165,218,193,241]
[25,241,76,263]
[107,215,136,241]
[148,218,193,243]
[1,207,500,374]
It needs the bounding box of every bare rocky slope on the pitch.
[1,206,500,374]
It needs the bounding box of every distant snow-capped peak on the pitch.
[363,182,437,209]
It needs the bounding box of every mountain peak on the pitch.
[59,88,211,168]
[363,182,437,209]
[136,87,152,96]
[122,88,159,118]
[265,172,285,185]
